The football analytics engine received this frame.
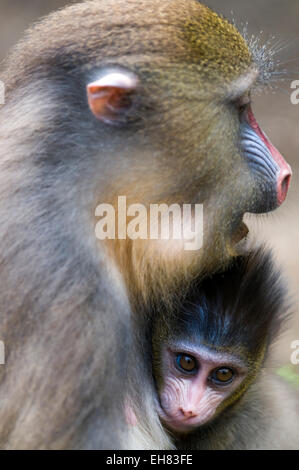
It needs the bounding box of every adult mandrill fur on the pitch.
[0,0,292,449]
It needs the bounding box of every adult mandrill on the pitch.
[150,248,299,450]
[0,0,292,449]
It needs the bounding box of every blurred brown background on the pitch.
[0,0,298,370]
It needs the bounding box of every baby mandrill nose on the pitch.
[179,408,197,419]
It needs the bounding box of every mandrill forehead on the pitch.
[183,7,252,82]
[3,0,253,94]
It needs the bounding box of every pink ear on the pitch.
[87,71,138,124]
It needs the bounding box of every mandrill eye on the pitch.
[238,103,249,115]
[236,94,251,120]
[210,367,234,385]
[175,353,197,373]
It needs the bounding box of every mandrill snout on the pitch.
[240,106,292,213]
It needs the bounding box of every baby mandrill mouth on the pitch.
[157,400,199,434]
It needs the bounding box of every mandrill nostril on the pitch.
[277,171,292,206]
[180,408,197,419]
[282,174,291,195]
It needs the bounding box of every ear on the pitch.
[87,70,139,124]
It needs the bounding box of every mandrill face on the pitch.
[156,342,248,433]
[84,3,291,268]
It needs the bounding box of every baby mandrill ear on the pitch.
[87,70,139,124]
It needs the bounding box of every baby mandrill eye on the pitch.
[176,353,197,373]
[211,367,234,385]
